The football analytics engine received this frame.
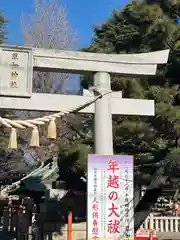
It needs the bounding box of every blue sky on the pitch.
[0,0,127,92]
[1,0,126,47]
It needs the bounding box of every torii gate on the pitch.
[0,46,169,154]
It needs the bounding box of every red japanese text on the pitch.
[107,159,120,234]
[92,198,99,236]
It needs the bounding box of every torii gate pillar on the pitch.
[94,72,113,154]
[0,46,170,155]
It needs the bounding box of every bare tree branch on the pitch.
[21,0,78,93]
[19,1,79,160]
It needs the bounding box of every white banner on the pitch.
[87,154,134,240]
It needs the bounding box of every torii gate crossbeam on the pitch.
[0,46,170,155]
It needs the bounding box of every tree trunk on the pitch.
[134,188,162,231]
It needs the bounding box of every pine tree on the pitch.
[80,0,180,229]
[82,0,180,181]
[0,11,10,149]
[0,10,6,45]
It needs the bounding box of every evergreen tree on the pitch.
[82,0,180,180]
[0,11,10,149]
[79,0,180,229]
[82,0,180,176]
[0,10,6,44]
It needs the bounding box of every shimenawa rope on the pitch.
[0,88,111,149]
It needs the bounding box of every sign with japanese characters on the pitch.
[0,46,33,97]
[87,154,134,240]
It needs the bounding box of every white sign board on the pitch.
[0,46,33,97]
[88,154,134,240]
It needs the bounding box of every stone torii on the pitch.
[0,46,169,154]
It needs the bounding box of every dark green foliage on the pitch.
[0,10,7,44]
[0,13,10,151]
[80,0,180,186]
[77,1,180,227]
